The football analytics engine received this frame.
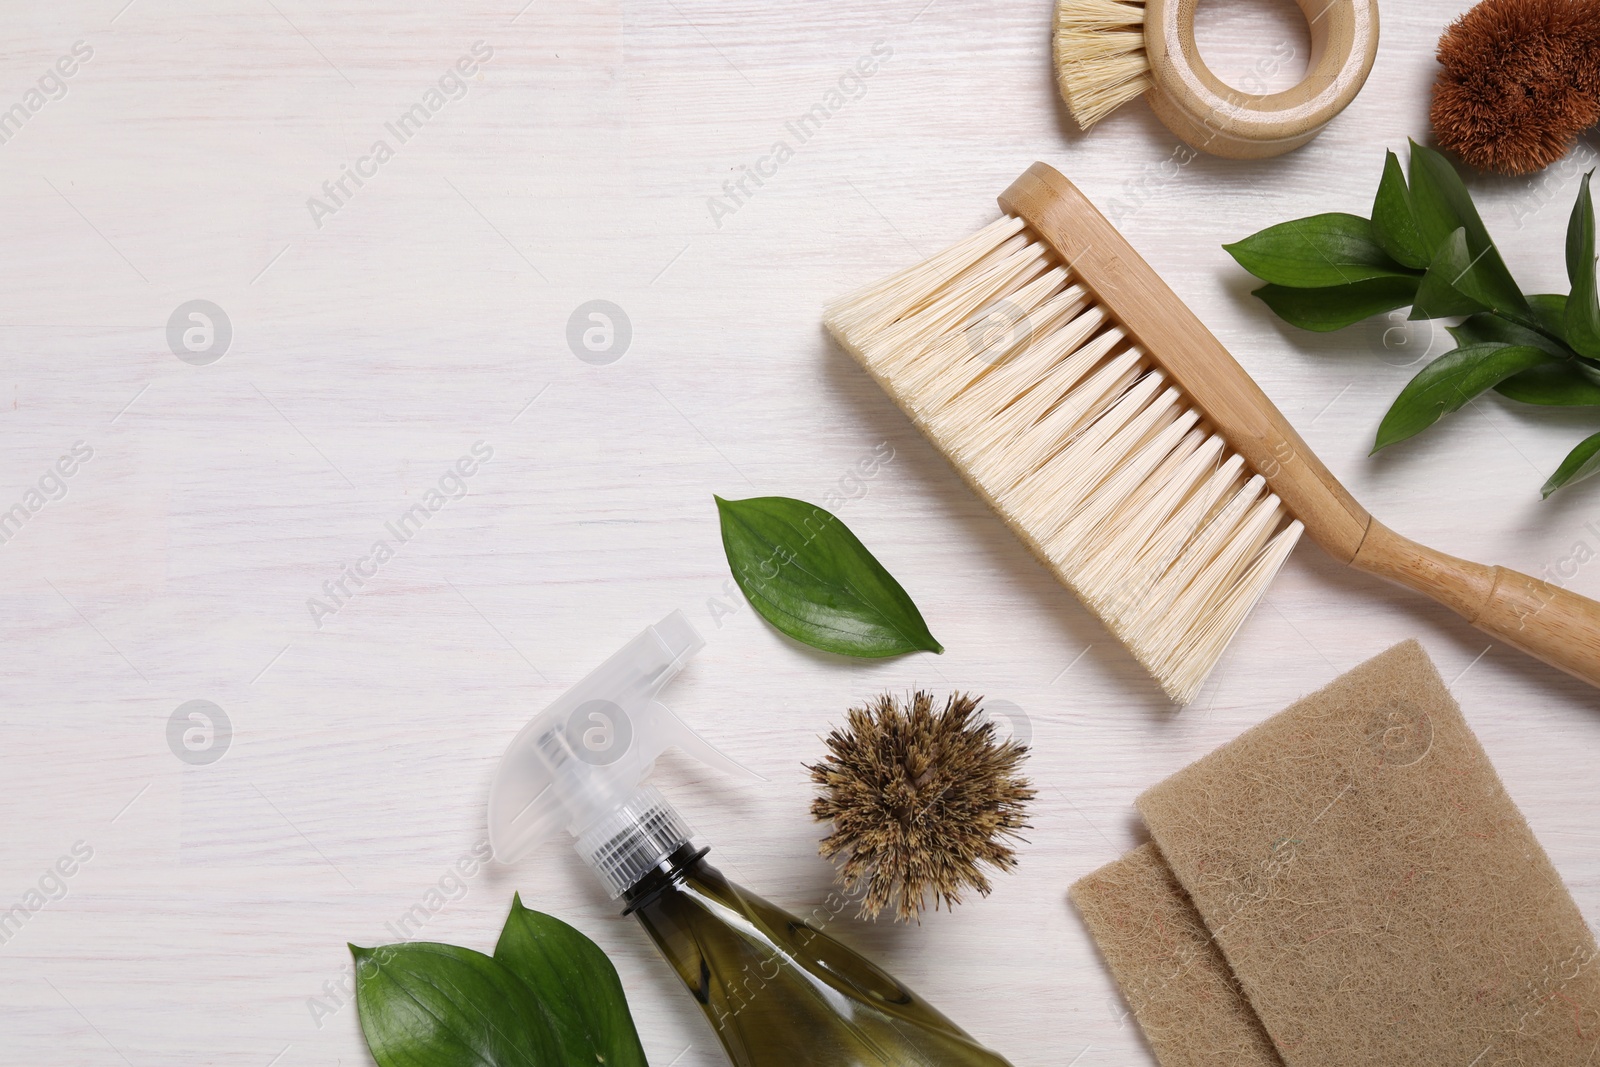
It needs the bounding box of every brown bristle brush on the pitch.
[1431,0,1600,175]
[825,163,1600,703]
[808,691,1034,923]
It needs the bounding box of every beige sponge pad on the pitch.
[1138,640,1600,1066]
[1071,842,1284,1067]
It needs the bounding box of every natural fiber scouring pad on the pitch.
[1072,843,1283,1067]
[1137,640,1600,1066]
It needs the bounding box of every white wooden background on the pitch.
[2,1,1598,1064]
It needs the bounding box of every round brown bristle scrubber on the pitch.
[1431,0,1600,174]
[807,691,1034,923]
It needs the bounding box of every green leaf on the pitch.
[1412,227,1503,320]
[493,894,647,1067]
[1414,139,1497,254]
[1530,293,1573,336]
[1373,342,1551,451]
[1565,171,1600,358]
[1407,139,1496,253]
[1414,230,1484,321]
[1448,301,1574,359]
[1543,431,1600,496]
[1371,150,1430,268]
[1452,295,1599,404]
[1223,213,1418,287]
[1407,141,1530,319]
[1495,362,1600,405]
[1452,299,1574,361]
[352,942,562,1067]
[715,495,942,657]
[1252,275,1420,331]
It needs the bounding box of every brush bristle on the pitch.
[1430,0,1600,174]
[825,218,1303,705]
[808,691,1034,923]
[1053,0,1152,129]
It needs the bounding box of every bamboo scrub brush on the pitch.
[1054,0,1379,158]
[825,163,1600,703]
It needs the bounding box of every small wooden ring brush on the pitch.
[827,163,1600,703]
[1054,0,1379,158]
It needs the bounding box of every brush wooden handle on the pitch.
[1352,522,1600,689]
[1143,0,1379,159]
[1002,161,1600,691]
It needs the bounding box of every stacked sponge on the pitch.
[1073,641,1600,1067]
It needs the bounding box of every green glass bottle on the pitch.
[487,613,1015,1066]
[621,840,1016,1067]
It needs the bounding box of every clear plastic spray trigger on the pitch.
[487,611,762,895]
[486,611,1017,1067]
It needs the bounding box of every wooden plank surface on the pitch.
[1,1,1598,1065]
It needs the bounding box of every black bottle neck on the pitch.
[620,843,712,915]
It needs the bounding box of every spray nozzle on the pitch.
[487,611,761,875]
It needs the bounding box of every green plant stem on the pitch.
[1498,310,1577,354]
[1224,143,1600,495]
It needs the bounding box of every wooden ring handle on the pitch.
[1143,0,1379,159]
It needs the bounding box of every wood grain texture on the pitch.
[1004,161,1600,690]
[1,2,1599,1067]
[1144,0,1379,158]
[1353,521,1600,689]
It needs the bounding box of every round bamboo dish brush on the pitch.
[808,691,1034,923]
[1053,0,1379,159]
[1430,0,1600,175]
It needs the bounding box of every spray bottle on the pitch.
[488,611,1015,1067]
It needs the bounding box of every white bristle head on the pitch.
[825,216,1026,343]
[824,215,1304,705]
[1053,0,1151,129]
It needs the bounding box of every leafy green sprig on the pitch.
[1225,140,1600,497]
[352,894,648,1067]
